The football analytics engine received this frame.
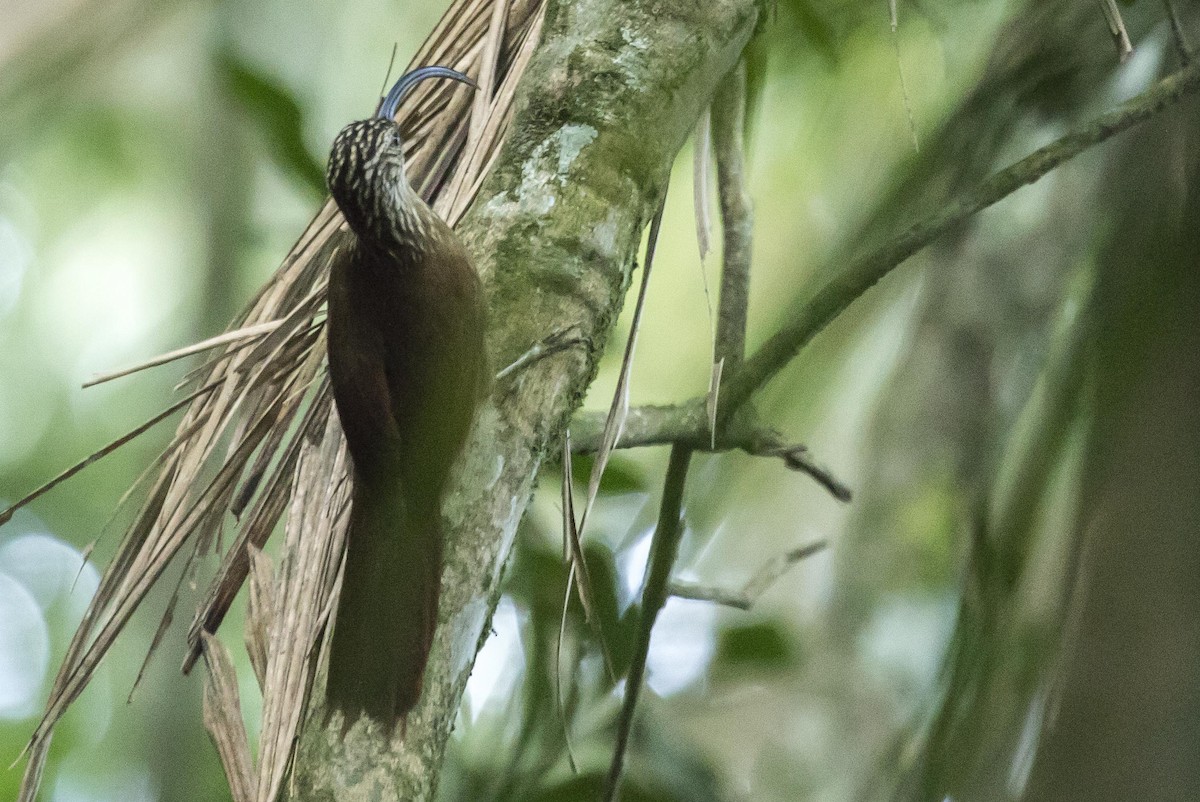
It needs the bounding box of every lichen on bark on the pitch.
[286,1,760,799]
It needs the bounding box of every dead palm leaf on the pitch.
[9,1,547,799]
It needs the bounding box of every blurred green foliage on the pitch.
[1,0,1197,800]
[715,622,800,670]
[217,49,327,199]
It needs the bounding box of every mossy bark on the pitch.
[286,0,760,799]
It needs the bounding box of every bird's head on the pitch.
[326,66,476,243]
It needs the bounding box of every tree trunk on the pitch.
[286,1,760,798]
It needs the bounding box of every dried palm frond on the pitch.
[255,409,350,802]
[577,188,670,537]
[10,1,546,799]
[201,632,255,802]
[243,544,276,690]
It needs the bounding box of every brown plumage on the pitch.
[323,70,486,733]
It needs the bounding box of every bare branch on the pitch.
[747,431,853,503]
[571,403,852,502]
[573,400,710,451]
[494,326,587,381]
[722,58,1200,420]
[669,539,828,610]
[605,443,694,802]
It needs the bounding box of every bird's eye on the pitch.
[391,132,402,147]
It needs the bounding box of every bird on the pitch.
[322,65,488,735]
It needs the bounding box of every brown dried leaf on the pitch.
[256,411,351,802]
[15,3,548,799]
[559,432,611,677]
[127,559,186,703]
[579,187,670,534]
[183,383,329,672]
[1096,0,1133,61]
[83,320,284,388]
[244,545,276,691]
[0,382,219,526]
[201,632,255,802]
[707,357,724,451]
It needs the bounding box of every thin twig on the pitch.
[708,62,751,454]
[748,431,853,502]
[83,321,283,387]
[1097,0,1134,62]
[570,404,852,503]
[578,187,669,533]
[669,539,827,609]
[604,443,693,802]
[494,326,587,381]
[722,58,1200,420]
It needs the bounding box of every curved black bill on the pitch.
[378,66,478,121]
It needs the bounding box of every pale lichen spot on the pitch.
[616,25,652,79]
[487,454,505,488]
[555,124,598,179]
[448,596,490,678]
[589,207,621,259]
[482,124,598,219]
[488,490,529,590]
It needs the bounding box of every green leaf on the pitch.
[583,542,639,682]
[777,0,840,68]
[216,49,326,198]
[569,453,646,494]
[715,621,798,670]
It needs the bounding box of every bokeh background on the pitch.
[2,1,1198,800]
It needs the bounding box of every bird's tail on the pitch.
[325,481,443,735]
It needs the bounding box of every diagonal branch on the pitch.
[605,443,694,802]
[568,60,1200,498]
[720,57,1200,420]
[572,402,851,500]
[669,539,828,610]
